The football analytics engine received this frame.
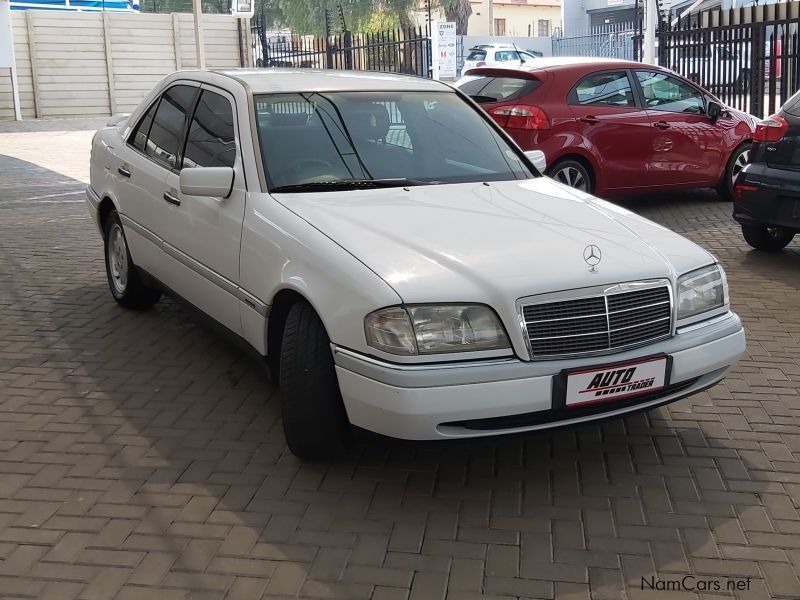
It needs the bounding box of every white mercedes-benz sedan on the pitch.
[87,69,746,459]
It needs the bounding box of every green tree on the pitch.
[438,0,471,35]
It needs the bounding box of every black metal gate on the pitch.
[251,20,432,78]
[658,1,800,118]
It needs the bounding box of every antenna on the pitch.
[512,42,525,65]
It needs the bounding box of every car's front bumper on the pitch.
[333,311,745,440]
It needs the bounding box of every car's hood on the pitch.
[273,178,714,304]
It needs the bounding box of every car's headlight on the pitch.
[677,264,729,320]
[365,304,511,356]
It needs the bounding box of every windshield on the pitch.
[254,91,532,191]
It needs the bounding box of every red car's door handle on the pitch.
[579,116,599,125]
[654,121,670,130]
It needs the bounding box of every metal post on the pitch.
[324,8,333,69]
[426,0,431,30]
[192,0,205,68]
[644,0,657,64]
[634,0,640,60]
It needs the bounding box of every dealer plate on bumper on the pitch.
[565,356,668,407]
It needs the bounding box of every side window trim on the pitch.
[567,69,640,109]
[125,82,201,173]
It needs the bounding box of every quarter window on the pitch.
[571,71,635,108]
[130,101,158,152]
[145,85,198,169]
[636,71,704,114]
[183,90,237,169]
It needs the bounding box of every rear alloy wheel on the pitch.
[103,211,161,309]
[717,144,750,201]
[548,160,593,193]
[741,225,795,251]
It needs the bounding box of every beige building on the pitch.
[469,0,562,37]
[414,0,561,37]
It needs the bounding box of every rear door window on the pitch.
[458,75,540,103]
[569,71,636,108]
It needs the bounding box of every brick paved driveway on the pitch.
[1,118,799,600]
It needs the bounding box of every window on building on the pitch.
[538,19,550,37]
[494,18,506,36]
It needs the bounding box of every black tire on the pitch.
[279,301,351,460]
[547,159,593,194]
[717,143,750,201]
[741,225,795,251]
[103,211,161,309]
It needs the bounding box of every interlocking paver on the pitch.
[2,117,800,599]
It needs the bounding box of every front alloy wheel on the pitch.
[718,144,750,201]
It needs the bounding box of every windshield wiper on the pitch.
[270,178,435,193]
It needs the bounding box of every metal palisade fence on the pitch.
[552,23,637,61]
[658,1,800,118]
[251,20,432,78]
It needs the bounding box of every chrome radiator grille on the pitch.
[522,285,672,358]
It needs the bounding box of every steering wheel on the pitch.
[277,159,339,185]
[297,159,334,172]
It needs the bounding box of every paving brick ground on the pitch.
[1,118,799,600]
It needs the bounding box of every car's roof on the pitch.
[210,68,450,93]
[466,57,655,73]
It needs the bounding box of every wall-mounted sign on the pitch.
[231,0,253,18]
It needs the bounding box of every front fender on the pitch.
[240,193,402,356]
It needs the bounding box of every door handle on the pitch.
[117,166,131,178]
[654,121,670,130]
[579,116,599,125]
[163,191,181,206]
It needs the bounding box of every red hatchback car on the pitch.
[455,58,757,200]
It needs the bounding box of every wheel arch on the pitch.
[265,287,319,383]
[97,195,121,238]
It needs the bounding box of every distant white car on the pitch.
[463,45,539,71]
[87,68,745,459]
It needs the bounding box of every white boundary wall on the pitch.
[0,10,250,120]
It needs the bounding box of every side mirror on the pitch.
[179,167,234,198]
[707,101,722,122]
[525,150,547,173]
